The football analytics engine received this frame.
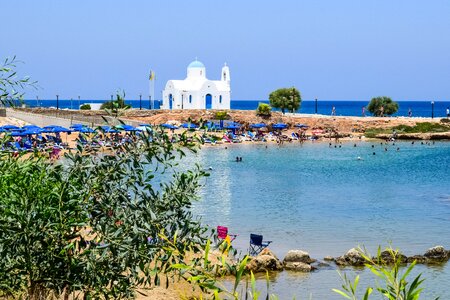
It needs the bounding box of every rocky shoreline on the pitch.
[246,245,450,273]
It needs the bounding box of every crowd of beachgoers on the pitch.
[0,120,349,157]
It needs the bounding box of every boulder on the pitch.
[423,246,449,263]
[323,256,335,262]
[344,248,366,266]
[284,261,313,272]
[377,250,407,264]
[406,255,429,264]
[246,248,283,273]
[335,248,366,266]
[283,250,315,264]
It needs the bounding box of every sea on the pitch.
[181,141,450,299]
[21,99,450,118]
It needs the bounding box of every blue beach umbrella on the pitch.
[160,123,179,130]
[79,127,95,133]
[22,128,43,135]
[295,124,309,128]
[100,125,118,133]
[10,131,28,137]
[250,123,266,129]
[272,123,288,129]
[50,126,72,133]
[2,125,21,131]
[181,123,198,129]
[22,125,42,130]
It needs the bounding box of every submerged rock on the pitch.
[246,248,283,273]
[323,256,335,262]
[284,261,313,272]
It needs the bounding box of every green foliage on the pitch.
[393,122,450,133]
[0,56,36,107]
[364,122,450,138]
[269,87,301,114]
[334,247,438,300]
[79,103,91,110]
[0,128,208,299]
[256,103,272,116]
[214,111,230,120]
[367,96,399,116]
[101,90,131,117]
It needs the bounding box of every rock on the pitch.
[246,248,283,273]
[407,255,429,264]
[334,256,348,266]
[314,261,331,268]
[377,250,407,264]
[343,248,366,266]
[283,250,314,264]
[284,261,313,272]
[323,256,335,262]
[423,246,449,263]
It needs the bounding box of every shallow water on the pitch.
[186,141,450,298]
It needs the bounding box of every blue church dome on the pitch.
[188,60,205,68]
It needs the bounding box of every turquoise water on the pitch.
[186,141,450,298]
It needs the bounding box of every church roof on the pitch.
[187,60,205,68]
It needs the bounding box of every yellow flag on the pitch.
[149,70,155,81]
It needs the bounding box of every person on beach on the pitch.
[447,107,450,118]
[331,106,336,116]
[408,108,412,117]
[362,106,366,117]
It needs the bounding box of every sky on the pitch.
[2,0,450,101]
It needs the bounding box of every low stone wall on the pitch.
[5,109,141,127]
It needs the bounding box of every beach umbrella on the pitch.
[224,124,240,129]
[79,127,95,133]
[250,123,266,129]
[139,123,152,127]
[181,123,198,129]
[22,128,43,135]
[160,123,179,130]
[10,131,28,137]
[2,125,21,130]
[22,125,42,129]
[295,124,309,128]
[100,125,118,133]
[50,126,72,133]
[122,124,138,131]
[272,123,288,129]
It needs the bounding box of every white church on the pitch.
[161,60,231,110]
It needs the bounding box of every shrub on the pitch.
[79,103,91,110]
[367,96,399,116]
[214,111,230,120]
[269,87,301,114]
[256,103,272,116]
[0,128,207,299]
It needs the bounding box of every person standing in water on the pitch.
[362,106,366,117]
[331,106,336,116]
[408,108,412,117]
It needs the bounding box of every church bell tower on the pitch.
[221,63,230,86]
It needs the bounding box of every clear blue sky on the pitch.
[2,0,450,101]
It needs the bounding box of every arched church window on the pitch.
[219,95,222,103]
[189,95,192,103]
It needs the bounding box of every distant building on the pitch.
[162,60,230,110]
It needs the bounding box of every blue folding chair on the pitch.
[249,233,272,256]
